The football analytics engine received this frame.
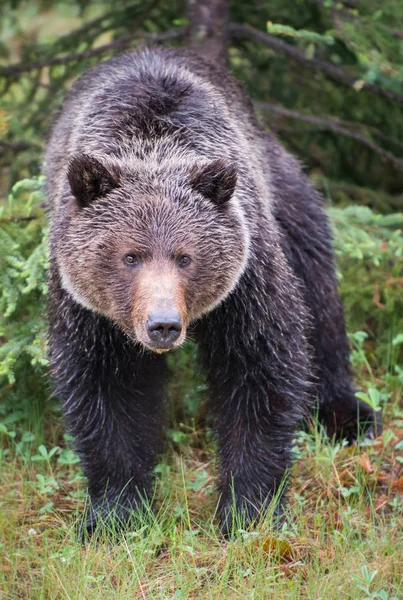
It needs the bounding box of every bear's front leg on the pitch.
[48,267,166,536]
[196,248,313,535]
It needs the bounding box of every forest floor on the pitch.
[1,343,403,600]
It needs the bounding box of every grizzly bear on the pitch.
[45,47,378,535]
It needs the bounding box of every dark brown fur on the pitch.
[45,47,379,535]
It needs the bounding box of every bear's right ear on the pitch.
[67,154,121,208]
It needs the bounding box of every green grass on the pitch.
[1,354,403,600]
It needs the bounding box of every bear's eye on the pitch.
[124,254,141,266]
[177,254,191,268]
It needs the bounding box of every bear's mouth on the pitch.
[147,339,177,352]
[144,335,185,353]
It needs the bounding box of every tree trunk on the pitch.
[186,0,229,67]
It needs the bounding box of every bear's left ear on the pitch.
[67,154,121,208]
[189,159,237,206]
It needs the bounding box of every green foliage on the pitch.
[331,205,403,371]
[1,0,403,202]
[0,1,180,184]
[0,176,48,386]
[231,0,403,200]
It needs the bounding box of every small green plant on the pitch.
[31,444,59,463]
[356,388,383,413]
[353,565,399,600]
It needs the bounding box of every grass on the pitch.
[1,343,403,599]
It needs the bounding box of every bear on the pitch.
[44,46,379,535]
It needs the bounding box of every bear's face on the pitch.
[56,154,249,352]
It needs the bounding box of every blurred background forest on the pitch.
[0,1,403,598]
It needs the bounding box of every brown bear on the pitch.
[44,47,378,535]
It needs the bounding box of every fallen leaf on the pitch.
[338,468,356,485]
[262,536,295,562]
[374,495,390,511]
[358,454,373,473]
[391,478,403,493]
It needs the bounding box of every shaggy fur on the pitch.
[45,47,379,535]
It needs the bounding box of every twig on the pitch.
[317,180,403,212]
[373,281,386,309]
[255,101,403,171]
[371,130,403,151]
[274,115,403,150]
[385,278,403,287]
[0,28,185,78]
[48,0,162,52]
[0,215,40,224]
[388,28,403,40]
[0,140,42,156]
[53,6,139,44]
[312,0,403,40]
[230,23,403,104]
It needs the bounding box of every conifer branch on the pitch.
[0,28,184,78]
[230,23,403,104]
[256,102,403,170]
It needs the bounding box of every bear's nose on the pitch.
[146,310,182,346]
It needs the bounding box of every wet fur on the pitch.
[45,47,379,535]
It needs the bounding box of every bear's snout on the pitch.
[146,310,182,350]
[131,265,187,352]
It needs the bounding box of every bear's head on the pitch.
[55,153,250,352]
